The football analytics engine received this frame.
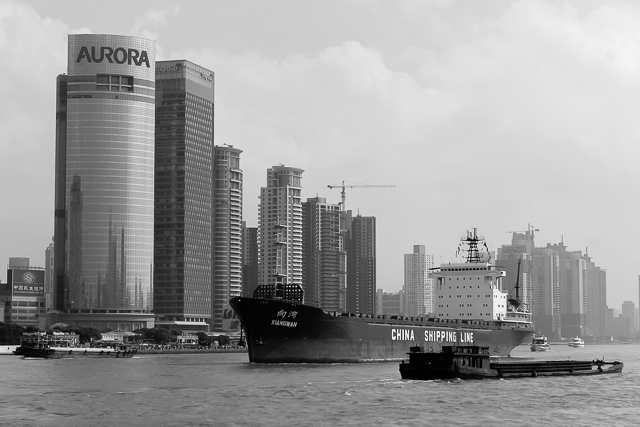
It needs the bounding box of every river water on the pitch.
[1,344,639,427]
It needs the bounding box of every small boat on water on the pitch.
[0,345,19,355]
[568,337,585,348]
[530,334,551,352]
[399,345,623,380]
[17,343,137,359]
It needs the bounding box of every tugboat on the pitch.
[568,337,585,348]
[399,345,623,380]
[231,229,533,363]
[530,334,551,352]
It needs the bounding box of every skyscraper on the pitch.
[345,212,376,314]
[531,241,604,339]
[242,223,258,297]
[497,231,536,311]
[153,60,215,332]
[403,245,434,316]
[257,166,303,295]
[302,197,346,311]
[44,241,54,310]
[621,301,636,335]
[212,145,243,331]
[54,34,156,330]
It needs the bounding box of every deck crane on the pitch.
[327,180,396,211]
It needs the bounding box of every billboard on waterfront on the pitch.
[8,269,45,297]
[222,305,241,331]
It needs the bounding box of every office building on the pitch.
[621,301,636,335]
[211,145,243,331]
[344,212,376,314]
[0,264,46,327]
[257,166,304,295]
[242,223,258,297]
[9,258,30,268]
[302,197,346,312]
[497,230,536,311]
[403,245,433,316]
[53,34,156,330]
[376,288,404,316]
[44,241,54,310]
[154,60,215,332]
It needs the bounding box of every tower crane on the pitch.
[506,225,539,235]
[327,180,396,210]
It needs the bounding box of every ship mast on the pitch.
[460,228,487,264]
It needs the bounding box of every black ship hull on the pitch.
[230,297,533,363]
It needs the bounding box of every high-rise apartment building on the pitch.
[531,241,605,339]
[302,197,346,311]
[54,34,156,330]
[211,145,243,331]
[345,212,376,314]
[257,166,303,295]
[153,60,215,332]
[583,252,606,337]
[403,245,433,316]
[532,245,560,337]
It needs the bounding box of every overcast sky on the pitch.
[1,0,639,309]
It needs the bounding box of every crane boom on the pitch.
[327,180,395,209]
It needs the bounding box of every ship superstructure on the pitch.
[431,229,511,322]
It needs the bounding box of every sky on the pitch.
[1,0,639,309]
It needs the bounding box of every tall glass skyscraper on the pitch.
[154,60,216,332]
[54,35,156,330]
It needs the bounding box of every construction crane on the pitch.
[327,180,395,210]
[506,225,539,235]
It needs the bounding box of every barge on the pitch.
[399,345,623,380]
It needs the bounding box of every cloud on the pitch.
[3,0,640,306]
[0,0,68,274]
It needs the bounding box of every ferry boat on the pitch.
[230,229,534,363]
[568,337,585,348]
[17,343,136,359]
[399,345,623,380]
[530,334,551,352]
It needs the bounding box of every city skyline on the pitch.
[3,0,640,309]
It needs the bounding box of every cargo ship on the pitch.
[230,229,533,363]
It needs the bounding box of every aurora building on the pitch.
[53,35,156,330]
[154,60,216,332]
